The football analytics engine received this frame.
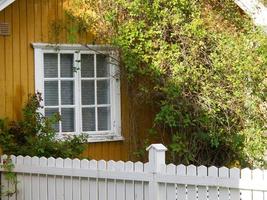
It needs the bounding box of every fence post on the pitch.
[146,144,167,200]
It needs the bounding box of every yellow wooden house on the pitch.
[0,0,154,161]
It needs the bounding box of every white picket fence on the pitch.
[0,144,267,200]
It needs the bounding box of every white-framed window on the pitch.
[32,43,122,142]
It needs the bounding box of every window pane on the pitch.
[60,54,74,77]
[81,54,94,77]
[61,81,74,105]
[81,80,95,105]
[44,53,58,78]
[82,108,95,131]
[96,54,109,77]
[44,81,58,106]
[98,107,111,131]
[61,108,75,132]
[45,108,59,132]
[97,80,110,104]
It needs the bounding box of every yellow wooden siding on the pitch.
[0,0,154,161]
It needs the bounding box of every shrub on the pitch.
[66,0,267,167]
[0,93,88,158]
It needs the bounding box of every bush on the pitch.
[0,93,88,158]
[66,0,267,168]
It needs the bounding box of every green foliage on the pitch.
[0,156,16,197]
[0,93,88,158]
[67,0,267,168]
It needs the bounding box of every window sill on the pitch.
[58,133,124,143]
[87,134,124,143]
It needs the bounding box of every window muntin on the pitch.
[40,50,115,136]
[43,52,76,133]
[80,53,111,132]
[33,43,122,142]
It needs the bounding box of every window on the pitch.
[33,43,122,142]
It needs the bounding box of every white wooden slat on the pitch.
[16,156,24,200]
[144,162,150,200]
[39,157,48,200]
[252,169,264,200]
[89,160,97,200]
[240,168,252,200]
[219,167,229,200]
[187,165,197,200]
[134,162,144,200]
[72,158,81,200]
[63,158,72,200]
[229,168,240,200]
[9,155,17,200]
[158,164,167,200]
[55,158,64,200]
[197,165,208,200]
[116,161,125,200]
[264,170,267,200]
[125,161,134,200]
[98,160,107,200]
[107,160,116,200]
[1,155,9,200]
[208,166,219,200]
[24,156,32,200]
[80,159,89,200]
[10,155,16,163]
[31,156,40,200]
[176,164,186,200]
[166,164,176,200]
[47,157,56,200]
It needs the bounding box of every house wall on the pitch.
[0,0,155,161]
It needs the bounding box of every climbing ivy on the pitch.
[66,0,267,168]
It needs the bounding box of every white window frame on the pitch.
[32,43,122,142]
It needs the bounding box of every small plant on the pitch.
[0,156,16,197]
[0,92,88,158]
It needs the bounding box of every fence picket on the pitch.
[166,164,176,200]
[107,160,116,200]
[9,155,18,200]
[24,156,32,200]
[197,165,208,200]
[98,160,107,200]
[208,166,219,200]
[39,157,47,200]
[241,168,252,200]
[125,161,134,200]
[89,160,97,200]
[116,161,125,200]
[252,169,264,200]
[80,159,89,200]
[264,170,267,199]
[187,165,197,200]
[63,158,72,200]
[176,164,186,200]
[158,164,167,200]
[55,158,64,200]
[1,155,9,200]
[47,157,56,200]
[72,159,81,200]
[144,162,150,200]
[219,167,229,200]
[134,162,144,200]
[229,168,240,200]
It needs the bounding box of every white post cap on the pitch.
[146,144,167,152]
